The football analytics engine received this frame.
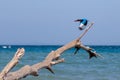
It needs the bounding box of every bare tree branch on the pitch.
[0,48,25,80]
[0,22,103,80]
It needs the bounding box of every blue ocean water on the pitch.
[0,45,120,80]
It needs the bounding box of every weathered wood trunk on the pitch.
[0,23,102,80]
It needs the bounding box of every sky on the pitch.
[0,0,120,45]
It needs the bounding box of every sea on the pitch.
[0,45,120,80]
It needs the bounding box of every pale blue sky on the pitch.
[0,0,120,45]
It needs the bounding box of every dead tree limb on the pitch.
[0,48,25,80]
[0,22,103,80]
[4,38,80,80]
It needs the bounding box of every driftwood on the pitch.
[0,48,25,80]
[0,23,103,80]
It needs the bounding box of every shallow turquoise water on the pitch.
[0,45,120,80]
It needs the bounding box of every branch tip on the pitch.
[46,66,54,74]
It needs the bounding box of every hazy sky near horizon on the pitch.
[0,0,120,45]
